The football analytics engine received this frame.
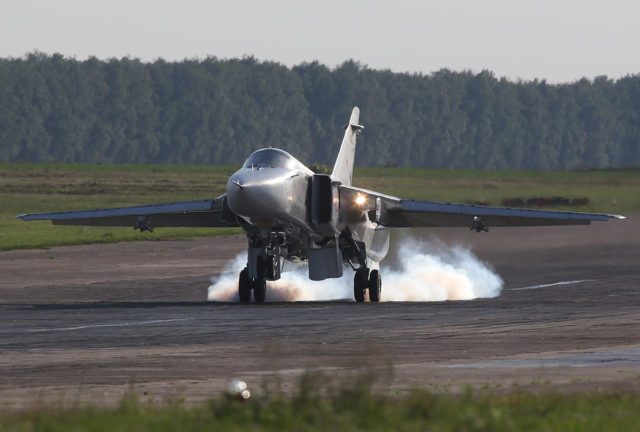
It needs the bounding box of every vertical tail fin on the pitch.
[331,107,364,186]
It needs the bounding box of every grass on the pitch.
[2,382,640,431]
[2,163,638,251]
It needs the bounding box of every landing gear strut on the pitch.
[260,254,280,280]
[353,267,382,303]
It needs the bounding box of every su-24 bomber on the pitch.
[18,107,625,303]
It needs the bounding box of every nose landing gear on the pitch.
[238,267,268,304]
[238,233,284,304]
[238,250,280,304]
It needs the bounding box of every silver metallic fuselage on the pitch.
[226,165,312,233]
[225,147,389,278]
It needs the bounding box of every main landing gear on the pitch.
[353,267,382,303]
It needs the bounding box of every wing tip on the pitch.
[609,214,626,220]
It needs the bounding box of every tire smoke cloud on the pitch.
[207,239,503,302]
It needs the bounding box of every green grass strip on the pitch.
[2,387,640,431]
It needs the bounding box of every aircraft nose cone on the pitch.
[226,175,247,213]
[226,169,290,219]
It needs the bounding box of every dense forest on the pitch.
[1,53,639,169]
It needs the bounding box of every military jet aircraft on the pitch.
[18,107,624,303]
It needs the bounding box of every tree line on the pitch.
[1,53,639,169]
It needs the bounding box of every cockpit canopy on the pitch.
[242,148,297,170]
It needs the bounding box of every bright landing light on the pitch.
[355,194,366,205]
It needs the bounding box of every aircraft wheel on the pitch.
[354,268,369,303]
[253,278,267,304]
[369,270,381,303]
[238,268,251,303]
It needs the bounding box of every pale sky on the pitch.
[1,0,639,83]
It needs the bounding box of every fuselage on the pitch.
[226,147,390,270]
[226,148,314,235]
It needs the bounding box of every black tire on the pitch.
[369,270,381,303]
[354,268,369,303]
[238,268,251,303]
[253,278,267,304]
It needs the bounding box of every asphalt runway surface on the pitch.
[1,214,639,407]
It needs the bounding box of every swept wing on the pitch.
[16,195,238,229]
[339,185,624,228]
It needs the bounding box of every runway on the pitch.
[1,215,639,406]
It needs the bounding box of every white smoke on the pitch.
[381,239,503,301]
[206,253,353,302]
[207,239,503,302]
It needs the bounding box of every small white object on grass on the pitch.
[226,379,251,401]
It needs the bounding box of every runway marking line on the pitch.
[441,346,640,369]
[21,318,196,333]
[509,279,593,292]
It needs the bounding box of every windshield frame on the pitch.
[242,148,297,170]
